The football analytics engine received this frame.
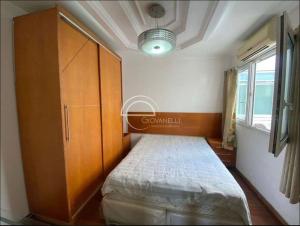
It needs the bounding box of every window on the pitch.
[236,51,276,132]
[236,12,295,157]
[269,12,295,156]
[252,55,275,130]
[237,69,249,121]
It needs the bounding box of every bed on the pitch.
[101,134,252,225]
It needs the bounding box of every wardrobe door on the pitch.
[99,47,123,175]
[14,8,70,222]
[58,19,103,216]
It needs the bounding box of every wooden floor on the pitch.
[73,168,282,225]
[26,169,283,225]
[74,190,105,225]
[230,169,282,225]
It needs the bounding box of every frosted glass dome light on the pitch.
[138,28,176,56]
[138,4,176,56]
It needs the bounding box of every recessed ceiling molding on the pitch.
[119,1,143,35]
[79,0,226,51]
[78,1,124,46]
[61,1,117,43]
[79,1,135,49]
[11,0,298,57]
[180,1,219,49]
[134,0,147,25]
[172,0,189,34]
[162,1,177,28]
[201,0,231,41]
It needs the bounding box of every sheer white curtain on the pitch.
[222,69,237,151]
[280,32,299,204]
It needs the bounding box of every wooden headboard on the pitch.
[127,112,222,138]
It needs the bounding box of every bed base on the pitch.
[101,196,244,225]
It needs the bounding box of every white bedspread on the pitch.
[102,134,251,224]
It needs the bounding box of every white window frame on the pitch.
[237,48,276,134]
[236,64,250,126]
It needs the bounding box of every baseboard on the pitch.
[0,217,19,225]
[0,208,28,223]
[235,169,288,225]
[34,214,68,225]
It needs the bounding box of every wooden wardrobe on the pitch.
[14,7,123,223]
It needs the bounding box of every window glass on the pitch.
[280,33,294,140]
[252,55,276,130]
[237,69,249,121]
[268,13,295,156]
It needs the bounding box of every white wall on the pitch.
[119,49,232,145]
[120,50,232,113]
[236,126,299,225]
[236,7,300,225]
[1,1,29,221]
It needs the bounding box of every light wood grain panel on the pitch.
[58,18,89,71]
[59,32,101,106]
[127,112,222,138]
[206,138,236,167]
[99,46,123,175]
[14,6,122,223]
[14,8,70,221]
[59,23,103,215]
[65,106,102,215]
[122,133,131,156]
[57,6,121,61]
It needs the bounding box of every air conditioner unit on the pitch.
[238,16,278,63]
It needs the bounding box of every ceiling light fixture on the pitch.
[138,4,176,56]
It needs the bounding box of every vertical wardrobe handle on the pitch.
[64,105,70,142]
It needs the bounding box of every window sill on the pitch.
[237,121,270,136]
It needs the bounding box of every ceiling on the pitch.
[78,0,221,50]
[10,0,299,57]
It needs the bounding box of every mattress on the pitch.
[102,134,251,225]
